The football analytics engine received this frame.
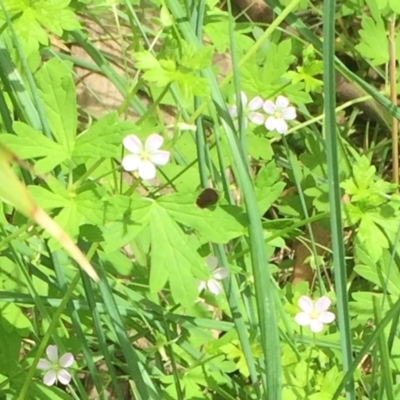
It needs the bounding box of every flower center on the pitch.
[140,150,151,161]
[309,309,320,320]
[51,361,62,372]
[273,110,283,119]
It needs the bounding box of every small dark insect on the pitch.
[196,188,219,208]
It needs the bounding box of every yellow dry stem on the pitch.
[32,207,99,282]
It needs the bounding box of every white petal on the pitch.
[309,320,324,333]
[248,96,263,111]
[248,112,265,125]
[294,311,311,326]
[149,150,170,166]
[59,353,74,368]
[263,100,276,114]
[240,91,248,106]
[121,154,141,172]
[138,160,156,180]
[207,279,222,295]
[37,359,52,371]
[297,296,314,313]
[275,95,290,109]
[43,370,57,386]
[282,106,296,121]
[213,267,228,280]
[123,135,142,154]
[206,255,218,270]
[315,296,331,312]
[319,311,335,324]
[46,345,58,363]
[265,116,279,131]
[145,134,164,152]
[197,280,206,292]
[228,105,238,118]
[275,119,288,134]
[57,369,72,385]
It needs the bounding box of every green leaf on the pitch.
[247,133,273,161]
[101,195,152,253]
[12,10,48,55]
[28,185,69,209]
[35,58,77,155]
[158,192,247,244]
[134,51,176,87]
[354,246,400,295]
[0,322,20,376]
[180,43,213,71]
[134,51,162,70]
[1,303,31,336]
[29,184,108,247]
[355,15,388,65]
[255,162,286,216]
[286,59,323,93]
[149,203,208,307]
[160,163,200,192]
[52,200,80,240]
[389,0,400,13]
[350,292,392,325]
[98,250,134,276]
[1,0,80,56]
[33,0,81,36]
[1,122,68,172]
[75,185,108,226]
[241,39,296,97]
[341,155,396,207]
[74,112,136,159]
[173,71,209,97]
[357,214,388,261]
[203,20,253,54]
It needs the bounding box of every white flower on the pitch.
[122,134,170,180]
[37,345,74,386]
[263,95,296,134]
[294,296,335,333]
[198,256,228,295]
[228,91,265,126]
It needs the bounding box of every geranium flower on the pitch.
[294,295,335,333]
[122,134,170,180]
[37,345,74,386]
[198,256,228,295]
[263,95,296,134]
[228,91,265,126]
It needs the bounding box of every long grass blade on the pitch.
[322,0,354,398]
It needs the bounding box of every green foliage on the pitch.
[341,156,399,261]
[285,45,323,93]
[1,0,80,56]
[372,0,400,14]
[133,41,212,101]
[356,1,400,65]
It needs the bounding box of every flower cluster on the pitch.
[36,300,335,390]
[228,92,296,134]
[120,92,296,179]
